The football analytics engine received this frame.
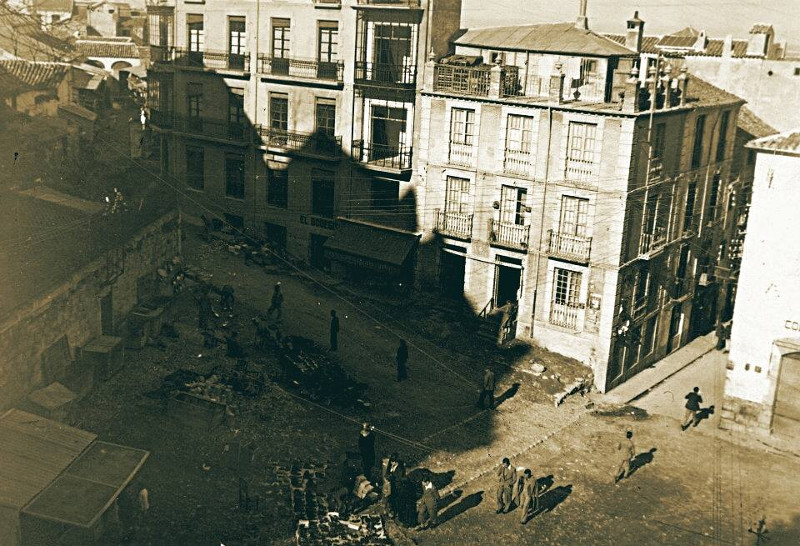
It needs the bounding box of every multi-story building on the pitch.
[145,0,462,276]
[415,11,744,392]
[721,129,800,440]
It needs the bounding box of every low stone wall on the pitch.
[719,394,772,434]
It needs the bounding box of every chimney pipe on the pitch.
[625,11,644,53]
[576,0,588,30]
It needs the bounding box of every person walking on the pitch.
[614,430,636,484]
[395,339,409,381]
[382,453,404,518]
[416,478,440,530]
[358,422,376,479]
[330,310,340,351]
[518,469,537,524]
[496,457,517,513]
[266,282,283,320]
[681,386,703,431]
[477,367,496,409]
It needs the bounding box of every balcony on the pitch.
[172,114,249,143]
[313,0,341,7]
[549,302,581,329]
[489,220,530,251]
[149,109,173,129]
[434,209,473,240]
[648,157,664,181]
[173,48,250,73]
[547,231,592,264]
[448,142,475,168]
[638,226,668,259]
[257,55,344,84]
[431,64,521,98]
[149,45,175,65]
[355,62,416,87]
[256,127,342,159]
[504,149,534,176]
[352,140,412,171]
[355,0,421,7]
[564,159,598,188]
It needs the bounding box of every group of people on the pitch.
[495,458,542,524]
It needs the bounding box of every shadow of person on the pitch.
[437,491,484,525]
[495,382,521,408]
[535,474,555,495]
[693,405,715,427]
[438,488,463,511]
[627,448,657,477]
[535,484,572,514]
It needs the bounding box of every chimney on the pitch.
[693,30,708,52]
[747,24,774,57]
[576,0,588,30]
[625,11,644,52]
[721,35,733,58]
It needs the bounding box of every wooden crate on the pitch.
[82,336,124,382]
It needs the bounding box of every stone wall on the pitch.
[719,394,772,435]
[0,210,181,411]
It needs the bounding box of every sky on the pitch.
[461,0,800,48]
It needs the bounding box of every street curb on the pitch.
[624,345,717,405]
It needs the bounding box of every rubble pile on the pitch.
[296,515,390,546]
[278,336,368,408]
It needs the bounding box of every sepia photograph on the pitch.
[1,0,799,544]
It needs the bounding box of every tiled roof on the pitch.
[685,75,744,108]
[76,39,139,58]
[747,130,800,155]
[737,106,778,139]
[671,27,702,38]
[0,4,73,61]
[33,0,73,12]
[456,23,636,57]
[604,33,751,58]
[0,59,69,90]
[749,24,773,34]
[657,35,698,49]
[603,34,660,55]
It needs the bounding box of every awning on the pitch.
[323,219,419,274]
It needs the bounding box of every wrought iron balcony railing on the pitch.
[432,64,521,98]
[355,61,416,86]
[489,220,530,250]
[434,209,473,240]
[504,148,534,176]
[638,225,668,259]
[549,302,581,329]
[173,48,250,72]
[448,142,475,168]
[172,114,249,142]
[547,230,592,263]
[352,140,412,171]
[565,159,598,187]
[648,157,664,181]
[257,55,344,83]
[256,126,342,159]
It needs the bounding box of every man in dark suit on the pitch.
[478,367,496,409]
[330,310,340,351]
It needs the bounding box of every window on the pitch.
[559,196,589,237]
[794,67,800,76]
[272,18,290,59]
[642,316,657,357]
[373,23,413,83]
[265,222,287,250]
[691,114,706,169]
[499,186,528,225]
[652,123,666,159]
[550,267,582,328]
[187,83,202,130]
[224,214,244,230]
[707,172,721,220]
[270,94,288,131]
[445,176,470,213]
[267,168,288,208]
[225,156,245,199]
[567,122,597,164]
[187,14,204,53]
[315,100,336,136]
[633,265,650,310]
[371,178,399,211]
[677,244,690,279]
[228,16,246,70]
[450,108,475,145]
[228,90,244,139]
[505,114,534,173]
[318,22,338,62]
[312,170,335,217]
[716,111,730,163]
[683,179,697,231]
[186,146,204,190]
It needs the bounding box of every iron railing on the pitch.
[256,127,342,158]
[432,64,521,97]
[314,0,342,5]
[448,142,475,168]
[489,220,530,250]
[172,113,249,142]
[638,225,667,258]
[547,230,592,263]
[565,159,597,186]
[149,45,175,64]
[648,157,664,181]
[173,48,250,72]
[354,61,416,86]
[434,209,473,239]
[352,140,412,170]
[356,0,421,6]
[257,55,344,83]
[504,148,534,176]
[549,302,580,329]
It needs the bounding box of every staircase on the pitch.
[476,316,502,343]
[475,298,518,346]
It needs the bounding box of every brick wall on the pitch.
[0,210,181,411]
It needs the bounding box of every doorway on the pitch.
[370,105,406,162]
[666,304,683,353]
[100,292,113,336]
[494,263,521,307]
[310,234,329,271]
[439,248,465,298]
[774,352,800,438]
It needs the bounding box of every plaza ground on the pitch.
[69,227,800,545]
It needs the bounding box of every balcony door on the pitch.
[228,17,246,70]
[373,24,412,83]
[370,105,406,161]
[187,15,204,66]
[500,186,527,226]
[318,22,339,79]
